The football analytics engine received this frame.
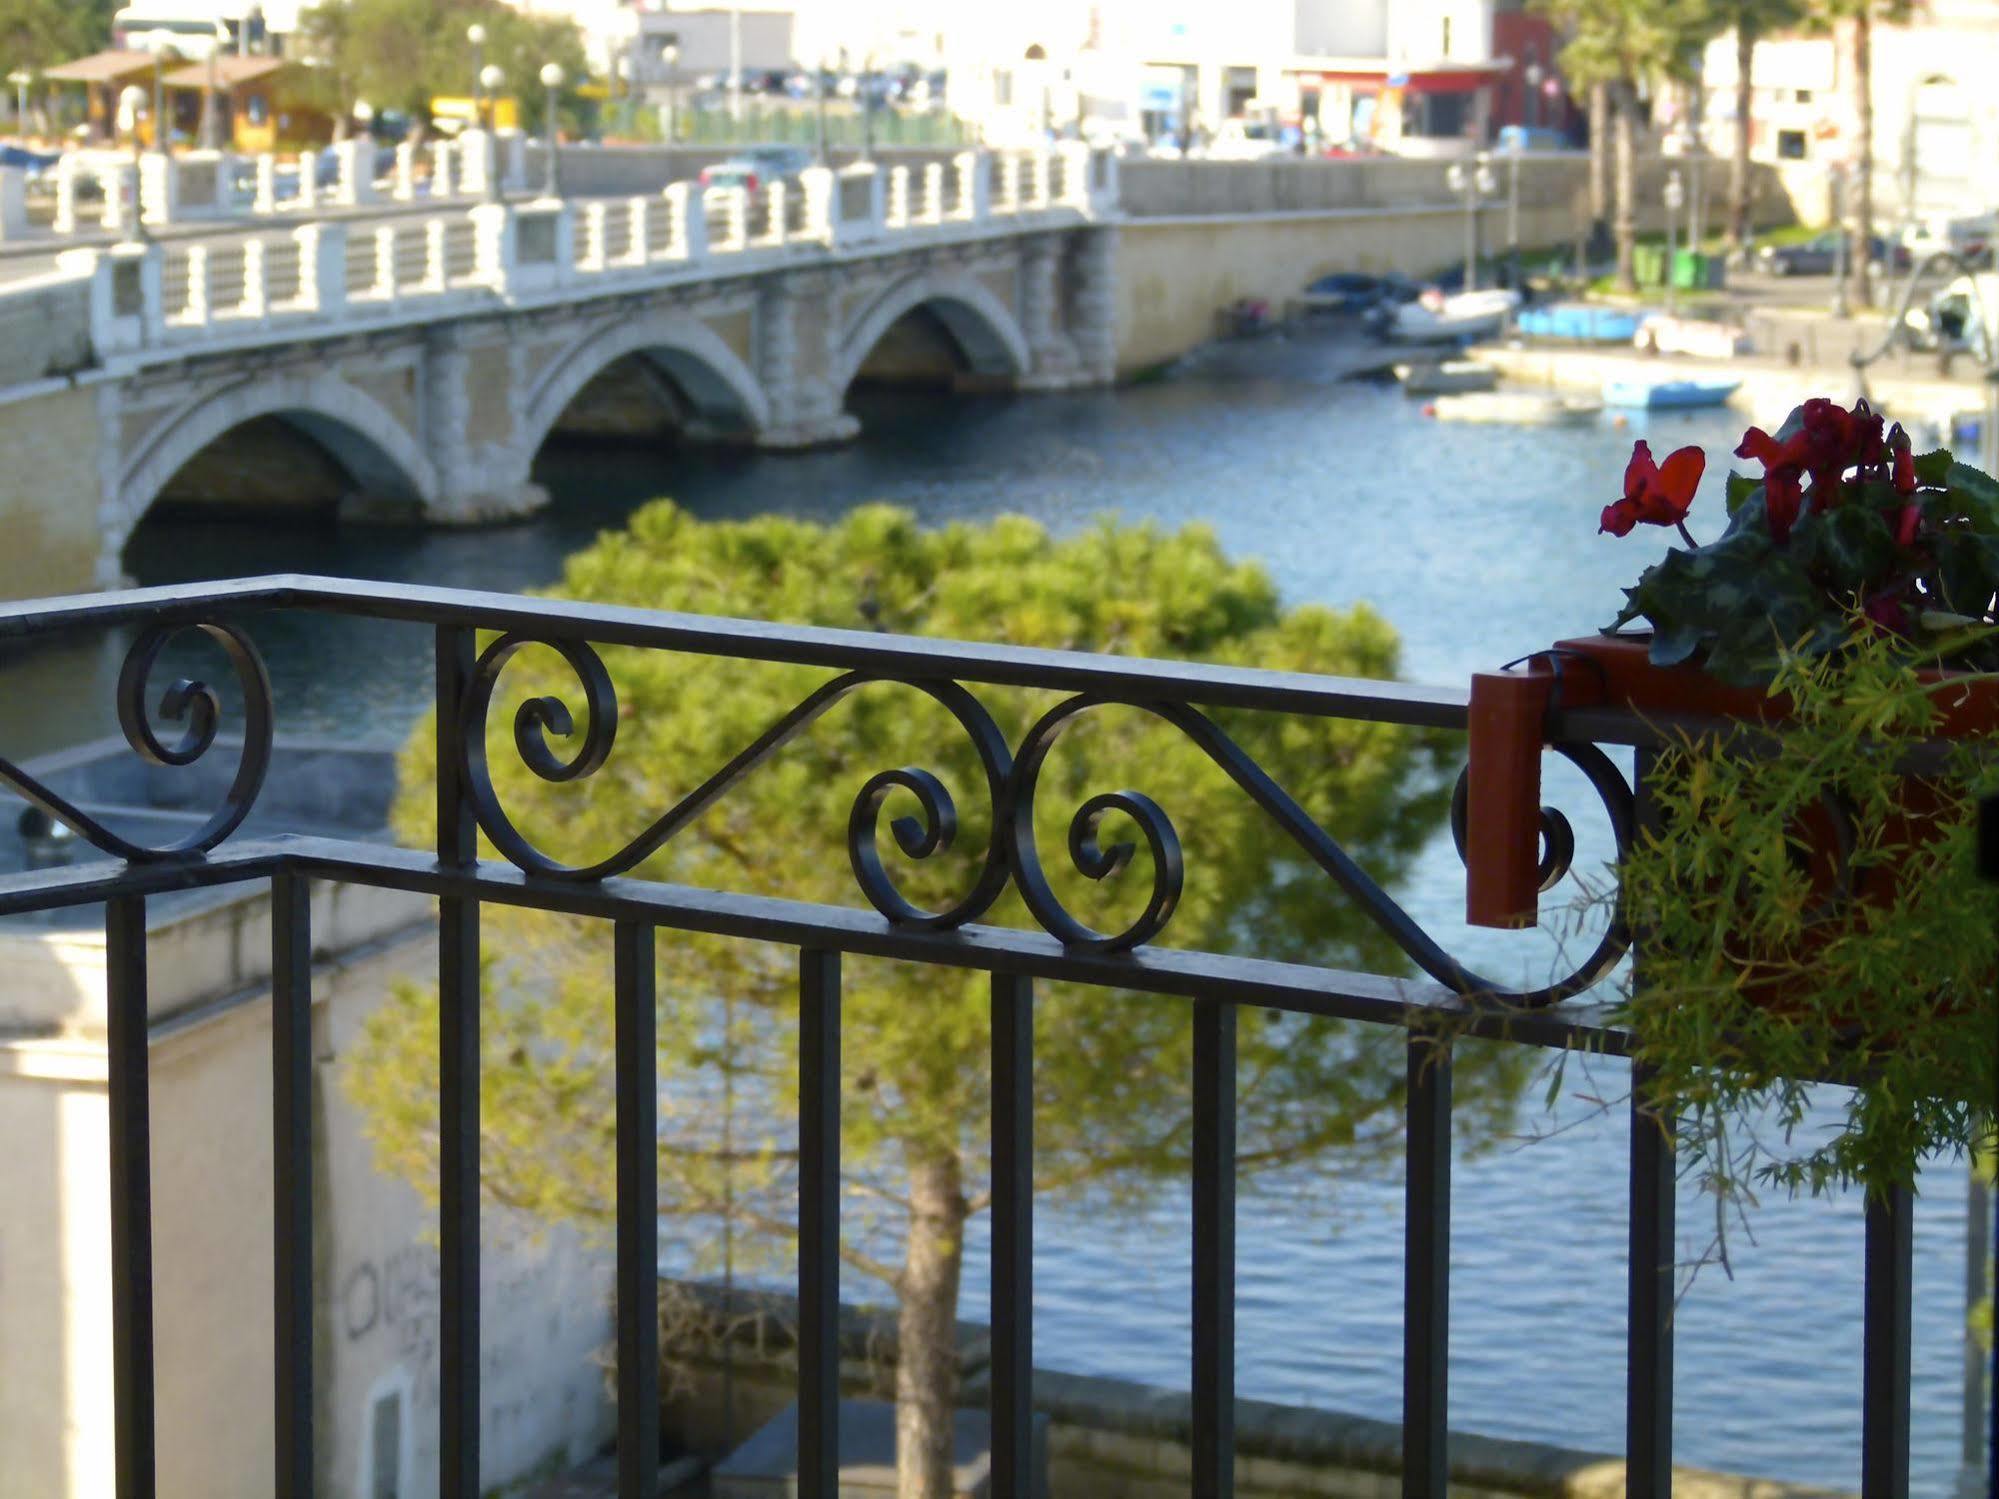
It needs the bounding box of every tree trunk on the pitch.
[1728,17,1755,252]
[896,1153,968,1499]
[1588,81,1609,226]
[1614,84,1637,292]
[1846,9,1874,309]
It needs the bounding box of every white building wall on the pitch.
[1699,17,1999,218]
[0,879,616,1499]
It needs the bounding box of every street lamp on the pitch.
[116,84,149,244]
[1524,59,1543,131]
[1504,132,1522,289]
[539,63,564,198]
[467,22,488,126]
[7,70,30,141]
[1663,169,1686,316]
[660,42,680,143]
[478,63,505,200]
[353,97,374,143]
[201,19,226,150]
[814,57,831,164]
[1446,152,1496,293]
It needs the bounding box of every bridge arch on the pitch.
[521,310,771,457]
[835,272,1032,394]
[118,372,437,524]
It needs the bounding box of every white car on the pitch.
[1194,120,1292,161]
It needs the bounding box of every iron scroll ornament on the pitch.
[459,633,1017,927]
[460,637,1636,1005]
[0,621,275,861]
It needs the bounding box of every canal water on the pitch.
[68,331,1988,1489]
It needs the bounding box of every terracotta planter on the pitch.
[1465,633,1999,930]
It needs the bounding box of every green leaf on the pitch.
[1913,448,1955,486]
[1725,472,1761,516]
[1947,461,1999,529]
[1790,503,1897,588]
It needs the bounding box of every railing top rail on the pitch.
[0,574,1473,729]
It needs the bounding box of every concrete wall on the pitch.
[648,1284,1847,1499]
[1111,155,1800,376]
[0,382,108,600]
[0,874,617,1499]
[0,273,92,383]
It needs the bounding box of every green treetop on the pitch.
[347,502,1533,1498]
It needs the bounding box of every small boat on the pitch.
[1394,360,1499,395]
[1514,303,1643,343]
[1635,315,1750,359]
[1389,288,1520,343]
[1429,392,1603,425]
[1602,377,1742,410]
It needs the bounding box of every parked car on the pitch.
[699,145,813,193]
[1899,214,1996,269]
[1758,231,1912,276]
[1194,119,1291,161]
[0,144,60,185]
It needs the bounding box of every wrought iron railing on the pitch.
[0,576,1924,1499]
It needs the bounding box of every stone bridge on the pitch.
[0,148,1118,590]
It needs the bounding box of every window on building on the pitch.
[1420,93,1468,138]
[1442,17,1453,55]
[1223,66,1257,117]
[1796,88,1813,104]
[994,68,1012,107]
[1777,128,1807,159]
[370,1391,403,1499]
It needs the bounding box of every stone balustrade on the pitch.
[30,150,1118,368]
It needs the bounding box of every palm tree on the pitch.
[1716,0,1806,254]
[1814,0,1914,310]
[1540,0,1714,291]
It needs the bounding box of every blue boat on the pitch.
[1602,377,1743,410]
[1514,302,1643,343]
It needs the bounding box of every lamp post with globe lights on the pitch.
[116,84,149,243]
[660,42,680,143]
[353,98,374,143]
[1446,152,1497,293]
[478,64,505,200]
[539,63,564,197]
[467,23,488,125]
[1663,169,1685,315]
[1524,60,1543,131]
[7,70,30,141]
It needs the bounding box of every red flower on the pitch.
[1863,591,1913,636]
[1893,503,1921,548]
[1600,441,1705,537]
[1888,422,1917,496]
[1764,469,1806,543]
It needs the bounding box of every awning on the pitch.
[1300,63,1505,95]
[40,51,159,85]
[159,56,291,90]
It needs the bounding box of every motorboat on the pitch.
[1514,303,1643,343]
[1602,377,1742,410]
[1388,288,1520,343]
[1428,392,1602,425]
[1395,360,1499,395]
[1634,316,1750,359]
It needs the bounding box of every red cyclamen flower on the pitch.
[1600,441,1705,537]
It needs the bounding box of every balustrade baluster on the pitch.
[1403,1030,1452,1494]
[182,245,209,327]
[991,973,1034,1499]
[798,949,842,1499]
[271,875,313,1498]
[107,894,155,1499]
[614,923,659,1499]
[1192,998,1236,1499]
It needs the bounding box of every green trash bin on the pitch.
[1671,249,1705,289]
[1633,244,1666,286]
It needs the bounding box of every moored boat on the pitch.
[1514,303,1643,343]
[1601,377,1742,410]
[1389,288,1520,343]
[1394,360,1499,395]
[1428,392,1603,425]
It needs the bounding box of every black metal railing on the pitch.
[0,575,1925,1499]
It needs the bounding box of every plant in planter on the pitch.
[1467,397,1999,1201]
